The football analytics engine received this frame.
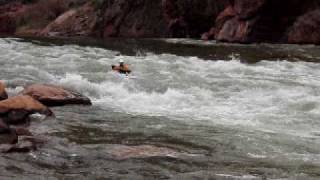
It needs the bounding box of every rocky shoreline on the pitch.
[0,82,91,153]
[0,0,320,44]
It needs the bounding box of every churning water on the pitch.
[0,37,320,179]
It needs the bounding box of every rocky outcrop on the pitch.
[0,1,25,34]
[40,3,98,37]
[214,0,264,42]
[162,0,230,38]
[288,10,320,44]
[213,0,320,43]
[0,81,8,101]
[0,95,53,125]
[0,83,91,153]
[20,84,92,106]
[2,0,320,44]
[0,95,52,153]
[102,0,167,38]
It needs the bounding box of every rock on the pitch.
[0,2,25,34]
[102,0,167,38]
[0,95,53,125]
[234,0,266,20]
[288,10,320,44]
[0,136,38,153]
[214,1,264,43]
[0,131,17,145]
[108,145,179,160]
[0,82,7,101]
[201,27,216,40]
[216,16,258,43]
[213,0,320,43]
[0,119,9,133]
[20,84,92,106]
[162,0,230,38]
[40,3,98,37]
[1,0,320,44]
[13,127,33,136]
[0,120,18,144]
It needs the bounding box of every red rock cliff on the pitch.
[0,0,320,44]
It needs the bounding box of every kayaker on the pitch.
[111,59,131,74]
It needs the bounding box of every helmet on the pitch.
[119,59,124,63]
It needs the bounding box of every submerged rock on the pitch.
[0,136,40,153]
[20,84,92,106]
[0,119,17,144]
[108,145,179,160]
[0,95,53,125]
[0,81,8,101]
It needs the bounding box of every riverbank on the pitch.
[1,0,320,44]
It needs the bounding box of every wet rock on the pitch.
[0,136,38,153]
[20,84,92,106]
[40,3,98,37]
[0,95,53,125]
[12,127,33,136]
[108,145,179,160]
[0,123,18,145]
[0,81,8,101]
[288,10,320,44]
[0,119,9,133]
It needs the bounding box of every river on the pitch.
[0,37,320,179]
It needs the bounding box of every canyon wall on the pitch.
[1,0,320,44]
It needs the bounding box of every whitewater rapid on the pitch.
[1,38,320,139]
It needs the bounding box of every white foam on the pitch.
[1,38,320,140]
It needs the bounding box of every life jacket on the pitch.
[113,64,131,74]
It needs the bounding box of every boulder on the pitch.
[0,95,53,125]
[288,10,320,44]
[0,81,8,101]
[20,84,91,106]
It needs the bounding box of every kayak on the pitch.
[114,72,137,79]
